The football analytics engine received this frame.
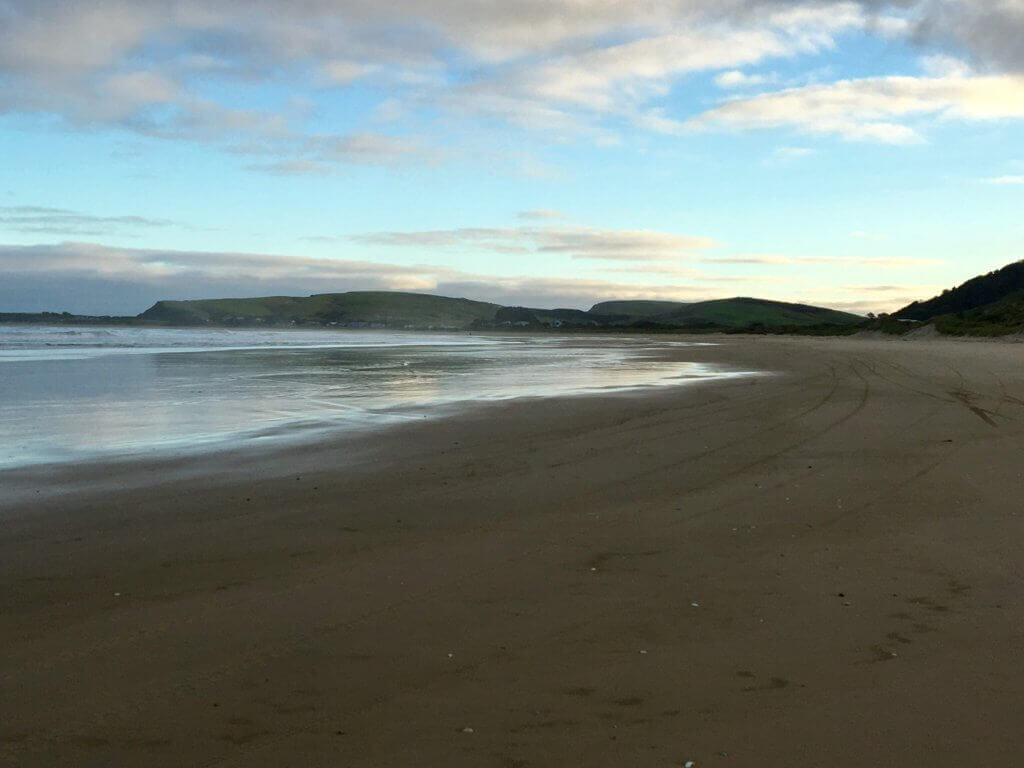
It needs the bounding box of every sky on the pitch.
[2,0,1023,315]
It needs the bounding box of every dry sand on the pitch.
[2,335,1023,767]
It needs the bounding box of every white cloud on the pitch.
[703,254,943,267]
[235,131,440,174]
[769,145,817,161]
[322,61,375,86]
[0,239,739,313]
[518,209,567,220]
[844,283,940,293]
[0,0,1022,167]
[920,55,972,78]
[715,70,773,89]
[353,225,715,261]
[0,236,938,316]
[688,73,1024,143]
[703,254,794,265]
[982,175,1024,185]
[458,2,871,136]
[514,28,791,112]
[0,206,178,236]
[0,0,908,158]
[306,133,437,165]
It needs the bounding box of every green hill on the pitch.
[930,291,1024,336]
[894,260,1024,321]
[589,300,688,317]
[655,297,862,329]
[886,260,1024,336]
[139,292,500,329]
[589,297,861,329]
[136,291,861,331]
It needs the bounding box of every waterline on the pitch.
[1,326,751,468]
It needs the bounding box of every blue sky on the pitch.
[2,0,1023,315]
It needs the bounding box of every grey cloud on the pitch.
[982,175,1024,185]
[0,239,724,314]
[0,238,923,316]
[0,271,427,316]
[0,206,178,236]
[0,241,460,313]
[0,2,927,147]
[1,0,1020,166]
[703,255,794,264]
[906,1,1024,72]
[353,225,715,261]
[796,256,945,267]
[703,254,944,267]
[844,283,935,292]
[289,133,442,171]
[232,130,442,174]
[597,265,787,282]
[518,209,567,220]
[352,228,520,249]
[538,229,715,260]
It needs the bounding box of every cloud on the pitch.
[518,209,567,220]
[322,61,375,86]
[0,0,915,159]
[1,0,1021,169]
[897,0,1024,73]
[702,254,943,267]
[0,240,463,312]
[703,254,795,265]
[768,145,817,162]
[449,2,876,137]
[509,28,789,112]
[0,237,936,316]
[0,206,177,236]
[796,256,944,267]
[715,70,776,89]
[919,54,972,79]
[687,71,1024,143]
[247,132,441,174]
[307,133,435,165]
[353,225,715,261]
[599,264,786,283]
[982,175,1024,185]
[844,283,938,292]
[0,239,729,314]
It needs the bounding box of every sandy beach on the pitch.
[2,334,1023,767]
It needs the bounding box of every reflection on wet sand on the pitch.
[0,326,752,467]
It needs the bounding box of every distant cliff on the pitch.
[5,290,869,333]
[139,292,501,330]
[135,291,864,331]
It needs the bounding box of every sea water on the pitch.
[0,325,739,468]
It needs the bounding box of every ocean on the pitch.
[0,325,742,468]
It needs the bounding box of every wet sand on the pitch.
[2,335,1023,767]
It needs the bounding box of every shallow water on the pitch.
[0,325,743,468]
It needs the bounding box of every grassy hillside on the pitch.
[138,291,861,331]
[588,297,860,329]
[654,297,863,329]
[589,300,688,317]
[895,260,1024,321]
[140,292,500,329]
[931,291,1024,336]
